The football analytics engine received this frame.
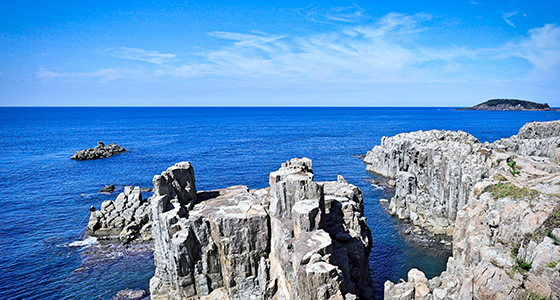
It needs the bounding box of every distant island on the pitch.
[457,99,554,111]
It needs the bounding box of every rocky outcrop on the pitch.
[364,120,560,299]
[87,186,151,243]
[71,141,126,160]
[149,158,373,300]
[364,130,490,235]
[99,185,115,194]
[494,120,560,163]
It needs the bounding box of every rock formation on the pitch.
[148,158,374,300]
[71,141,126,160]
[365,120,560,299]
[87,186,152,243]
[364,129,489,236]
[99,185,115,194]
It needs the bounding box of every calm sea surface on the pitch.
[1,107,559,299]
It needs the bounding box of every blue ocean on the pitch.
[1,107,559,300]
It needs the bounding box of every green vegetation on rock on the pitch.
[480,182,540,200]
[458,99,552,111]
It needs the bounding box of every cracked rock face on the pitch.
[87,186,151,244]
[71,141,127,160]
[365,120,560,300]
[364,129,490,236]
[149,158,374,300]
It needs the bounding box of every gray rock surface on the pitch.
[149,158,373,300]
[364,129,489,235]
[87,186,151,243]
[98,185,115,194]
[71,141,126,160]
[365,120,560,300]
[494,120,560,162]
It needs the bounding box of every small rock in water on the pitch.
[386,180,396,187]
[379,198,389,203]
[139,187,152,192]
[71,141,126,160]
[98,185,115,194]
[111,289,146,300]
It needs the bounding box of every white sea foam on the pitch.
[69,236,97,248]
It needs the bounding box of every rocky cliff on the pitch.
[364,130,490,235]
[365,120,560,299]
[148,158,373,300]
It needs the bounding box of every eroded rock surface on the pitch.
[71,141,126,160]
[149,158,373,300]
[364,129,489,235]
[365,120,560,300]
[87,186,151,243]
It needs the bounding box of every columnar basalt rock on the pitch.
[494,120,560,162]
[71,141,127,160]
[149,158,374,300]
[364,130,491,235]
[87,186,152,243]
[365,120,560,300]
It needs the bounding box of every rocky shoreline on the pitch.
[85,158,374,299]
[365,120,560,299]
[79,119,560,300]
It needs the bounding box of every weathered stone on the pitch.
[71,141,126,160]
[374,120,560,300]
[149,159,373,300]
[99,185,115,194]
[87,185,151,243]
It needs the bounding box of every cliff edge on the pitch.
[365,120,560,299]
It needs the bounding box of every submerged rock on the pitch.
[149,158,373,300]
[71,141,126,160]
[111,289,147,300]
[365,120,560,300]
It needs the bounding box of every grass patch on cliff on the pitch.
[516,290,549,300]
[480,183,539,200]
[515,258,532,271]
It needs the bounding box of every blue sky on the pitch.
[1,0,559,106]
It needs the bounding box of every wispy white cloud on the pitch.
[38,13,560,87]
[111,47,176,64]
[471,1,479,5]
[495,24,560,80]
[36,66,150,82]
[306,4,367,24]
[503,11,518,27]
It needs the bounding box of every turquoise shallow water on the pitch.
[1,107,559,299]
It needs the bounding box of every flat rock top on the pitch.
[192,185,267,220]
